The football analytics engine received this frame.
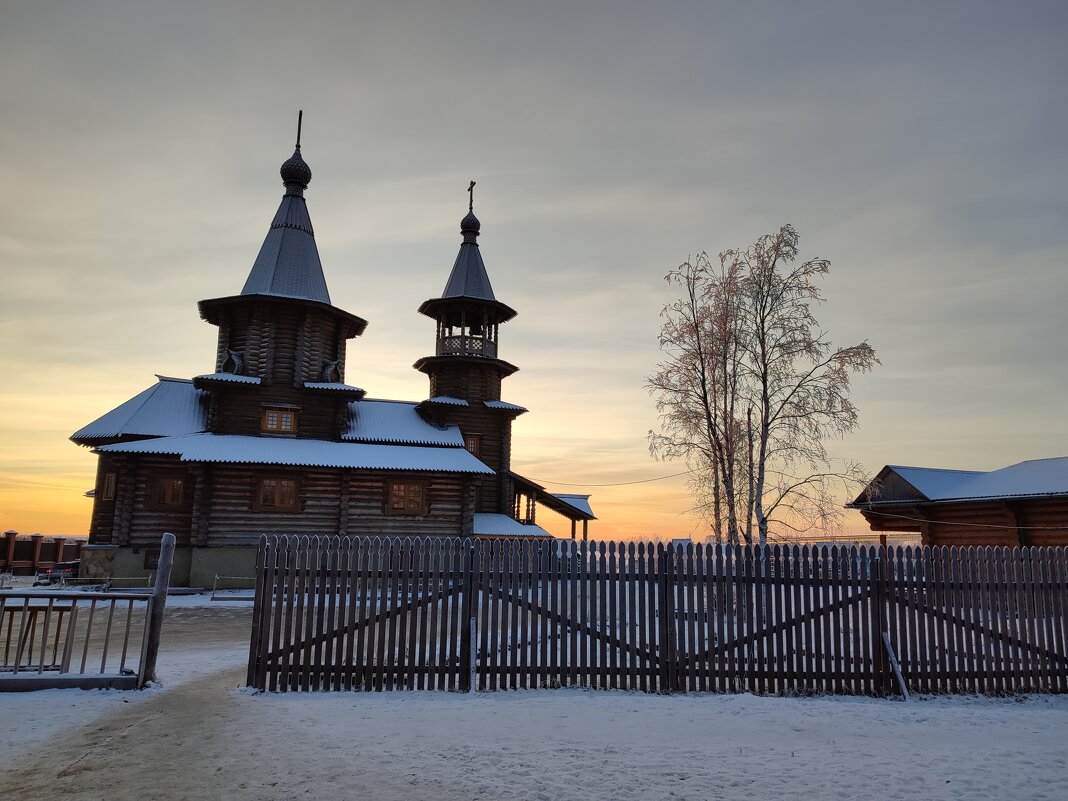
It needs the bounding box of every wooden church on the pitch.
[72,124,595,585]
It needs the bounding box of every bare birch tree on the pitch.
[648,225,877,545]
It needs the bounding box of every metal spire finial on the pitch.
[468,180,475,212]
[280,111,311,195]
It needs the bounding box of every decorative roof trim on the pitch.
[304,381,365,393]
[195,373,262,385]
[425,396,469,406]
[484,400,527,412]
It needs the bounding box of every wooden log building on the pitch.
[848,458,1068,546]
[71,126,595,586]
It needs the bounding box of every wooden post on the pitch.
[657,543,678,693]
[31,534,44,571]
[459,540,477,693]
[872,546,889,696]
[139,532,176,688]
[2,530,16,570]
[881,631,910,701]
[582,520,588,542]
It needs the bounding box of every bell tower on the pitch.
[414,185,526,515]
[414,183,518,400]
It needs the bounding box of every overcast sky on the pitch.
[2,1,1066,539]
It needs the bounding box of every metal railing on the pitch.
[0,591,148,689]
[0,533,175,691]
[436,334,497,359]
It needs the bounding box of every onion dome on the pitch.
[461,210,480,233]
[281,148,312,196]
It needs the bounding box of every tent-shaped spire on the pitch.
[241,112,331,304]
[439,181,496,301]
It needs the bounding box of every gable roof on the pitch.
[71,377,206,443]
[852,458,1068,506]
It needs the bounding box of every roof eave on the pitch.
[417,296,517,323]
[198,294,369,337]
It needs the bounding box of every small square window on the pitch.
[386,480,427,515]
[256,477,300,511]
[148,477,185,508]
[261,407,298,434]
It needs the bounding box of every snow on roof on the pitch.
[344,400,464,446]
[888,466,984,500]
[96,433,494,473]
[484,400,527,412]
[551,494,595,518]
[864,458,1068,504]
[195,373,262,385]
[304,381,364,392]
[71,377,206,442]
[473,514,552,538]
[426,396,469,406]
[940,457,1068,501]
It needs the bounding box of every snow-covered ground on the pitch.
[1,601,1066,800]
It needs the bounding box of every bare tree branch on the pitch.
[647,225,878,545]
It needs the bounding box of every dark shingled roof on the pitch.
[240,147,332,304]
[440,211,496,301]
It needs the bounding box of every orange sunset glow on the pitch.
[2,3,1065,546]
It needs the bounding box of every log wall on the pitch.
[861,497,1068,547]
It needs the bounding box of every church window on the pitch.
[256,477,300,511]
[148,477,185,508]
[261,407,298,434]
[387,480,427,515]
[464,434,481,456]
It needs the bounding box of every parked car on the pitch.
[32,560,81,586]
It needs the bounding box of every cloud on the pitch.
[2,0,1066,536]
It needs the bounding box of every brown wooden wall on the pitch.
[427,360,503,403]
[213,302,347,387]
[424,406,513,515]
[92,459,474,548]
[123,455,194,547]
[860,497,1068,547]
[208,383,346,440]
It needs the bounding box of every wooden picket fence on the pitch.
[245,537,1068,696]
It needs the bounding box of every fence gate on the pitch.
[247,536,471,692]
[246,536,1068,695]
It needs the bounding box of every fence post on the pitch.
[657,542,678,693]
[459,540,477,693]
[245,535,269,690]
[872,545,888,696]
[138,532,175,688]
